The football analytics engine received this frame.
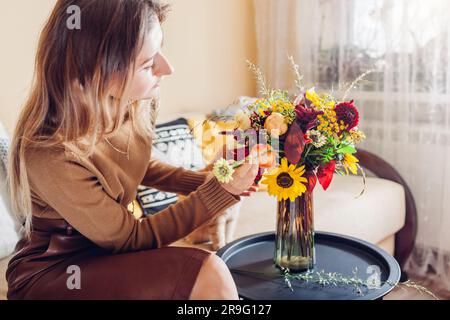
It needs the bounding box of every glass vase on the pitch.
[274,190,315,273]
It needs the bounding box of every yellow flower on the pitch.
[317,108,341,136]
[325,100,336,109]
[306,88,323,108]
[272,100,295,113]
[261,158,308,201]
[235,110,251,130]
[342,154,359,175]
[258,108,266,116]
[346,130,366,143]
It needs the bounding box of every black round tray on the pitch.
[216,231,401,300]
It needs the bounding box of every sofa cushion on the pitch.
[136,118,206,216]
[314,174,405,244]
[2,174,405,300]
[0,121,19,260]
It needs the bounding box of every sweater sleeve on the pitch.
[141,158,209,196]
[26,148,240,253]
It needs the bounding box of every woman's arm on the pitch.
[141,158,210,195]
[26,147,239,254]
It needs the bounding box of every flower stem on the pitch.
[231,159,246,169]
[230,149,270,169]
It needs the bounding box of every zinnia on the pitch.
[213,158,235,183]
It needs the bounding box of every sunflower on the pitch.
[261,158,308,201]
[342,153,359,175]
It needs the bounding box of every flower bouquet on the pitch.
[213,58,366,272]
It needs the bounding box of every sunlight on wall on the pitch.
[0,0,257,134]
[159,0,257,122]
[0,0,57,134]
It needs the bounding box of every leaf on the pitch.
[284,122,305,165]
[337,144,356,154]
[317,160,336,190]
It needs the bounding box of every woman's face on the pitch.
[121,19,173,102]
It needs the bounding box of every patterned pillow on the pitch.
[0,122,19,259]
[136,118,206,216]
[0,137,9,172]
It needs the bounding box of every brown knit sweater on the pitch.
[24,119,240,253]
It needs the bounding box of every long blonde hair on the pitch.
[8,0,170,239]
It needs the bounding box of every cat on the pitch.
[184,148,244,251]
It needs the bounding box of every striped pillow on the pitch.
[136,118,206,216]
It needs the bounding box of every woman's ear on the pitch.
[108,70,132,100]
[108,77,122,100]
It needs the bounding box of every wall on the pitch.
[159,0,257,122]
[0,0,257,134]
[0,0,57,135]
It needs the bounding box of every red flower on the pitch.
[295,103,323,131]
[304,134,313,144]
[317,160,336,190]
[334,100,359,130]
[304,171,317,192]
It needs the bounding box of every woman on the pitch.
[6,0,258,300]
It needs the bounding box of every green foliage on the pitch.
[267,89,290,102]
[281,108,297,124]
[230,267,439,299]
[336,144,356,154]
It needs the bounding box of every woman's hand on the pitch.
[219,161,259,196]
[239,184,259,197]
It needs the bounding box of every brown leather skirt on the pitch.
[6,216,212,300]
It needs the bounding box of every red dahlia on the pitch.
[334,100,359,130]
[295,104,323,131]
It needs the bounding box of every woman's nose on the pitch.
[155,53,174,76]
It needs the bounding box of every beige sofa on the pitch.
[173,174,405,254]
[1,113,416,299]
[0,172,407,300]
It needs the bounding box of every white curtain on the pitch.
[254,0,450,288]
